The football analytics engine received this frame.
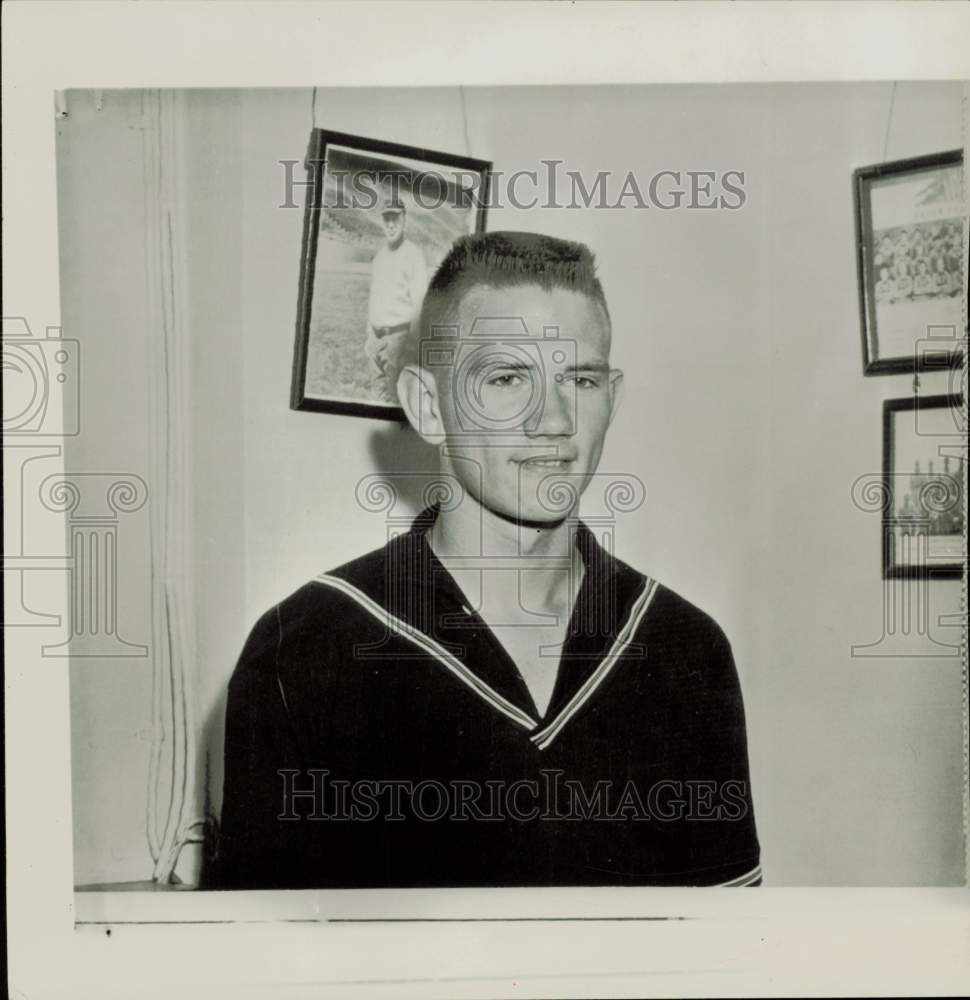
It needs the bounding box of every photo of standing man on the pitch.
[364,194,429,402]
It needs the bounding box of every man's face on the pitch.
[434,283,621,524]
[382,211,404,244]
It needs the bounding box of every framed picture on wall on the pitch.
[882,394,965,579]
[854,149,965,376]
[291,128,492,420]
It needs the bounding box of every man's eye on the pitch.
[485,372,525,387]
[570,375,600,389]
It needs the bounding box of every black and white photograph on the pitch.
[45,79,965,894]
[292,129,490,417]
[882,394,965,578]
[855,149,966,374]
[4,4,970,999]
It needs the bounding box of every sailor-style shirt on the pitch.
[207,507,761,889]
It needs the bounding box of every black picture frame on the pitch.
[881,394,965,580]
[853,149,965,376]
[290,129,491,421]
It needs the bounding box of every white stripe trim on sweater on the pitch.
[715,864,762,887]
[530,577,659,751]
[314,574,539,732]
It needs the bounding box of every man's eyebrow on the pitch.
[472,357,537,370]
[564,362,611,374]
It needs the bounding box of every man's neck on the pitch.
[429,496,584,614]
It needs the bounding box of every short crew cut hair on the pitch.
[390,231,610,390]
[425,230,609,326]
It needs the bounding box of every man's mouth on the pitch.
[518,456,576,469]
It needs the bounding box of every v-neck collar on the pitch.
[318,504,656,745]
[406,505,651,724]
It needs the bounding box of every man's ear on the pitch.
[607,368,625,425]
[397,364,446,446]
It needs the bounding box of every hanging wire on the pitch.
[311,86,319,131]
[882,81,898,163]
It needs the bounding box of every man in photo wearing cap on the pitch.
[364,195,429,402]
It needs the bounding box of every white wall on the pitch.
[56,91,156,884]
[61,82,966,887]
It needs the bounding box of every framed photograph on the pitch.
[854,149,965,375]
[882,394,965,579]
[291,128,491,419]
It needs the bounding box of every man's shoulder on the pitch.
[238,539,398,666]
[292,537,396,610]
[579,530,733,658]
[621,573,746,712]
[628,569,731,657]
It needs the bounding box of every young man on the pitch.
[363,196,429,402]
[207,232,761,889]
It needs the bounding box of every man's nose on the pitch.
[524,377,575,437]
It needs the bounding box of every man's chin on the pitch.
[481,499,574,530]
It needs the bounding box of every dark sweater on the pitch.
[205,507,760,889]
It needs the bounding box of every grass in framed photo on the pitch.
[854,149,965,375]
[882,394,966,579]
[291,128,491,420]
